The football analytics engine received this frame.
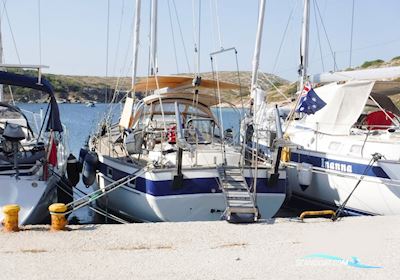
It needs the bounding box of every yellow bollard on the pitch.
[300,210,336,221]
[2,204,20,232]
[48,203,68,231]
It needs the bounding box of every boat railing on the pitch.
[20,108,44,136]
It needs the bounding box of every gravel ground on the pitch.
[0,216,398,280]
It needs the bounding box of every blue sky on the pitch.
[2,0,400,82]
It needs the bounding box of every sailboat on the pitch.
[256,0,400,216]
[0,4,70,225]
[80,0,286,222]
[0,67,70,224]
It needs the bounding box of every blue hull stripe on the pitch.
[251,142,390,179]
[98,162,286,196]
[291,152,389,179]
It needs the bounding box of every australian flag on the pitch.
[296,82,326,114]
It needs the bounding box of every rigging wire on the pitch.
[191,0,201,76]
[171,0,191,73]
[260,72,292,103]
[312,0,325,72]
[271,1,298,74]
[349,0,355,68]
[197,0,201,75]
[167,0,179,73]
[214,0,222,49]
[105,0,110,104]
[112,0,125,76]
[108,5,135,116]
[314,0,338,71]
[1,0,21,63]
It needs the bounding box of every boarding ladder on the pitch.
[218,166,259,222]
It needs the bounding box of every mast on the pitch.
[250,0,266,91]
[131,0,141,91]
[150,0,158,76]
[299,0,310,91]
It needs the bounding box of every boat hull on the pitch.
[94,156,286,222]
[0,175,59,225]
[288,150,400,215]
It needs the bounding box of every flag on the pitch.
[296,82,326,114]
[48,132,58,167]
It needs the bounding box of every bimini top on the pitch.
[0,71,63,132]
[133,75,241,92]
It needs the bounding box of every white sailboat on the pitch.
[0,68,70,224]
[0,5,70,225]
[80,0,286,222]
[257,0,400,216]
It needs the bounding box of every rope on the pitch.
[53,173,129,224]
[333,153,382,221]
[63,166,151,216]
[260,72,292,103]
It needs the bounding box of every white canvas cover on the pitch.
[310,66,400,83]
[304,80,375,135]
[119,97,134,129]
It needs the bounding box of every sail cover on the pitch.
[310,66,400,83]
[0,71,63,132]
[304,80,375,135]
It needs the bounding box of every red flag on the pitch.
[48,133,58,166]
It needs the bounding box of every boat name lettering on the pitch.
[321,159,352,173]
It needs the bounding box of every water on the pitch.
[18,103,110,155]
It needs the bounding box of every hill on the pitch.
[3,56,400,105]
[1,70,289,105]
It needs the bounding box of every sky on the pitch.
[1,0,400,82]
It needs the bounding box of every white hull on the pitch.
[94,156,286,222]
[0,175,59,224]
[287,148,400,215]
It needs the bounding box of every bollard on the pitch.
[2,204,20,232]
[48,203,68,231]
[300,210,336,221]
